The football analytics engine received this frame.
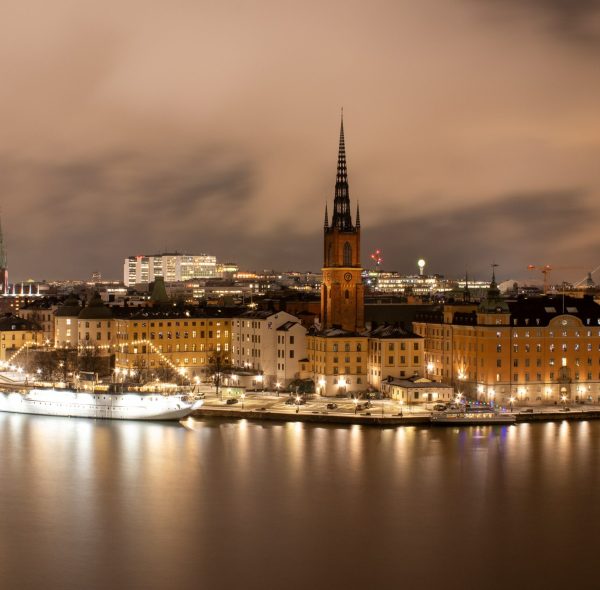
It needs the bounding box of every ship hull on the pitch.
[0,389,201,421]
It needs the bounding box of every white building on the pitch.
[124,253,217,286]
[232,310,307,389]
[276,320,307,388]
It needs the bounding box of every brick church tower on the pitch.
[321,115,364,332]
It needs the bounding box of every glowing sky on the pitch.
[2,0,599,283]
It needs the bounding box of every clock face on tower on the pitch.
[344,272,352,282]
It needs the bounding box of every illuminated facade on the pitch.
[114,309,234,379]
[414,275,600,404]
[77,292,115,357]
[0,315,41,363]
[231,310,306,388]
[366,324,423,390]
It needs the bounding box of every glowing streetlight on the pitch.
[241,392,245,410]
[509,396,515,412]
[353,397,358,414]
[417,259,426,277]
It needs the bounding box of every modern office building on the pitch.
[124,253,217,286]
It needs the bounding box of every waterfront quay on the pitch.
[192,389,600,426]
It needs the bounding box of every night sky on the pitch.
[2,0,599,283]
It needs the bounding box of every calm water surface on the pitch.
[1,415,599,590]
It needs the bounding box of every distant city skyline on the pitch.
[2,0,599,282]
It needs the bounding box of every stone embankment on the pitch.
[192,406,600,427]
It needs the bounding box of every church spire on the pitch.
[0,214,8,295]
[0,215,6,270]
[356,202,360,228]
[331,109,353,231]
[324,203,329,229]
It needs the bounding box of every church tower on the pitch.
[321,115,364,332]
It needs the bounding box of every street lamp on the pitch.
[509,396,515,412]
[399,399,404,417]
[241,392,245,410]
[275,382,281,397]
[295,395,301,414]
[353,397,358,414]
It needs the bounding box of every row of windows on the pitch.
[369,342,419,352]
[309,341,363,352]
[129,320,227,328]
[419,326,600,339]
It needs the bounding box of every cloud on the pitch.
[360,189,599,282]
[0,0,599,282]
[475,0,600,45]
[1,149,256,279]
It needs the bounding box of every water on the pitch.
[1,415,598,590]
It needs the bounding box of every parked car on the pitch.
[433,403,447,411]
[284,398,296,405]
[363,401,372,409]
[326,403,338,410]
[226,398,239,405]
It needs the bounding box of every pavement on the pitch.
[196,387,600,419]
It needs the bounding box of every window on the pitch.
[289,350,294,359]
[343,242,352,266]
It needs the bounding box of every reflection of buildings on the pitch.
[414,272,600,404]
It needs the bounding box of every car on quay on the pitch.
[226,398,239,405]
[326,403,338,410]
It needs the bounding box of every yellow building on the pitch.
[113,309,235,380]
[414,279,600,405]
[366,324,423,390]
[77,293,115,357]
[0,314,41,363]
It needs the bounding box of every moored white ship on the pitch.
[0,380,203,421]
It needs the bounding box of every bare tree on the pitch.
[208,350,231,400]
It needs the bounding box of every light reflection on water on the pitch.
[1,414,599,590]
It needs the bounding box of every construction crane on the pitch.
[527,264,586,294]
